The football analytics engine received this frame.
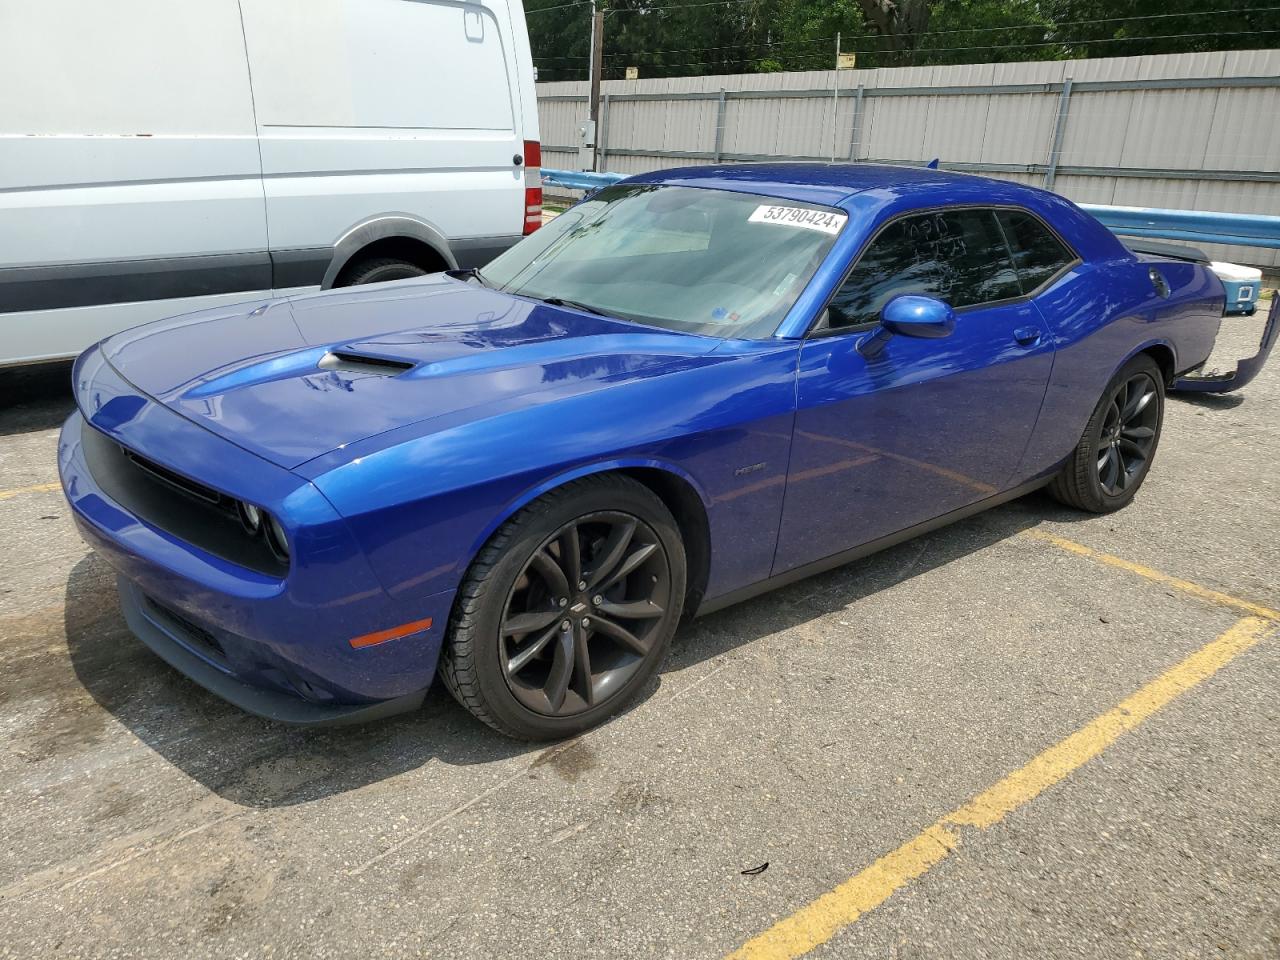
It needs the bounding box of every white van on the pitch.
[0,0,542,366]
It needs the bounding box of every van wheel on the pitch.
[336,257,429,286]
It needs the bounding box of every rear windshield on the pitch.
[480,183,846,338]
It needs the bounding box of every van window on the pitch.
[241,0,515,131]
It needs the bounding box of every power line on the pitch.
[548,27,1280,72]
[525,0,590,15]
[596,5,1280,58]
[531,1,1280,71]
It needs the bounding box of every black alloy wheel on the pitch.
[1047,352,1165,514]
[439,474,686,740]
[1095,371,1160,496]
[499,512,671,717]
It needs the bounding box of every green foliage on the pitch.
[527,0,1280,82]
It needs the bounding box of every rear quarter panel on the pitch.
[1018,256,1222,478]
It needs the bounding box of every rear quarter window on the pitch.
[997,210,1078,294]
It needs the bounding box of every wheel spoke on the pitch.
[572,623,594,706]
[1118,438,1148,463]
[545,622,575,712]
[529,549,570,600]
[599,542,658,592]
[590,614,649,656]
[586,520,636,591]
[1120,424,1154,442]
[502,608,562,638]
[507,621,562,674]
[1122,384,1153,421]
[1100,446,1120,491]
[557,523,581,590]
[597,598,664,620]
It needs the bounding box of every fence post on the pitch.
[848,83,865,161]
[1044,76,1073,191]
[599,93,611,171]
[713,88,726,163]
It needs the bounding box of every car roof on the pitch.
[625,162,1035,207]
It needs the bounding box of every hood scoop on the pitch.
[317,351,415,376]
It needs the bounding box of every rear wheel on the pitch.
[1048,354,1164,513]
[335,257,428,287]
[439,475,686,740]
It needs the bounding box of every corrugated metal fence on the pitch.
[536,49,1280,268]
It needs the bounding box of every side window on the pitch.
[827,209,1021,329]
[996,210,1077,294]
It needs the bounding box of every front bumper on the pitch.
[59,348,455,721]
[1173,292,1277,393]
[118,578,425,725]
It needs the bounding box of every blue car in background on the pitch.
[60,163,1239,739]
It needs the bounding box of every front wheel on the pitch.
[1048,354,1165,513]
[439,475,686,740]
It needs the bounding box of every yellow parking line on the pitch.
[0,481,61,502]
[726,615,1274,960]
[1023,529,1280,622]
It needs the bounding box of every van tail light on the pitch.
[523,139,542,234]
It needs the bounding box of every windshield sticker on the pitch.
[748,205,846,235]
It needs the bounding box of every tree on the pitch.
[524,0,1280,82]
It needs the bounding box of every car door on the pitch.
[773,206,1057,575]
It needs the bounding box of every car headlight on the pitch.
[237,501,263,534]
[266,514,290,562]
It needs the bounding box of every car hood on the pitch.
[100,276,723,469]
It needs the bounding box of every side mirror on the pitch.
[858,295,956,359]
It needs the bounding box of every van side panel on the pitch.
[0,0,271,364]
[240,0,527,283]
[504,0,541,147]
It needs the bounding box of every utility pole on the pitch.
[588,2,605,171]
[831,32,840,163]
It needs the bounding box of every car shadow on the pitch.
[1168,390,1246,410]
[669,490,1074,675]
[0,360,76,436]
[61,489,1076,809]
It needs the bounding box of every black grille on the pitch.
[145,596,227,663]
[122,448,224,506]
[79,418,287,577]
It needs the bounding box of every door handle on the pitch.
[1014,325,1042,346]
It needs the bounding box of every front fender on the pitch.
[465,458,713,561]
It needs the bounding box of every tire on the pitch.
[439,474,686,740]
[1048,353,1165,513]
[335,257,429,287]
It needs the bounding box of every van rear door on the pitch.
[239,0,528,284]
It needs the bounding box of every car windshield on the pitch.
[479,183,846,338]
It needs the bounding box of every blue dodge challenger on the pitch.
[59,164,1253,739]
